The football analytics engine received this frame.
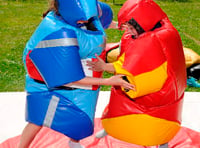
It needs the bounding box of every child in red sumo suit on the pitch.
[87,0,187,147]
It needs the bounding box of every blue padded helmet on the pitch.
[58,0,99,27]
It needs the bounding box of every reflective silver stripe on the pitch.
[36,38,78,48]
[81,58,93,77]
[43,95,60,127]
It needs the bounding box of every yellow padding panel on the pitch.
[102,114,180,146]
[113,53,130,75]
[113,54,168,99]
[125,62,167,98]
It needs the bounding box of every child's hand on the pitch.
[108,75,135,91]
[87,54,106,72]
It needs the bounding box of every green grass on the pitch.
[0,0,47,91]
[0,0,200,91]
[157,0,200,54]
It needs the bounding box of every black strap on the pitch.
[55,86,77,90]
[33,79,45,84]
[33,79,77,90]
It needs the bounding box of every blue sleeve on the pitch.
[98,1,113,29]
[29,28,85,88]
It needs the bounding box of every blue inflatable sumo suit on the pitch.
[22,0,106,140]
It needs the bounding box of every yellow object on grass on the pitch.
[183,47,200,68]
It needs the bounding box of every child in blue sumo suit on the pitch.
[18,0,134,148]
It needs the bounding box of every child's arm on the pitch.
[108,21,118,29]
[65,75,134,90]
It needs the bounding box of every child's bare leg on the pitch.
[68,138,85,148]
[18,122,42,148]
[95,129,107,138]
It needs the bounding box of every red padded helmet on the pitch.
[118,0,167,31]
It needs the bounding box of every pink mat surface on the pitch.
[1,118,200,148]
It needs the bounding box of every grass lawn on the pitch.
[0,0,199,92]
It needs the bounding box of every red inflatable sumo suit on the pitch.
[101,0,187,146]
